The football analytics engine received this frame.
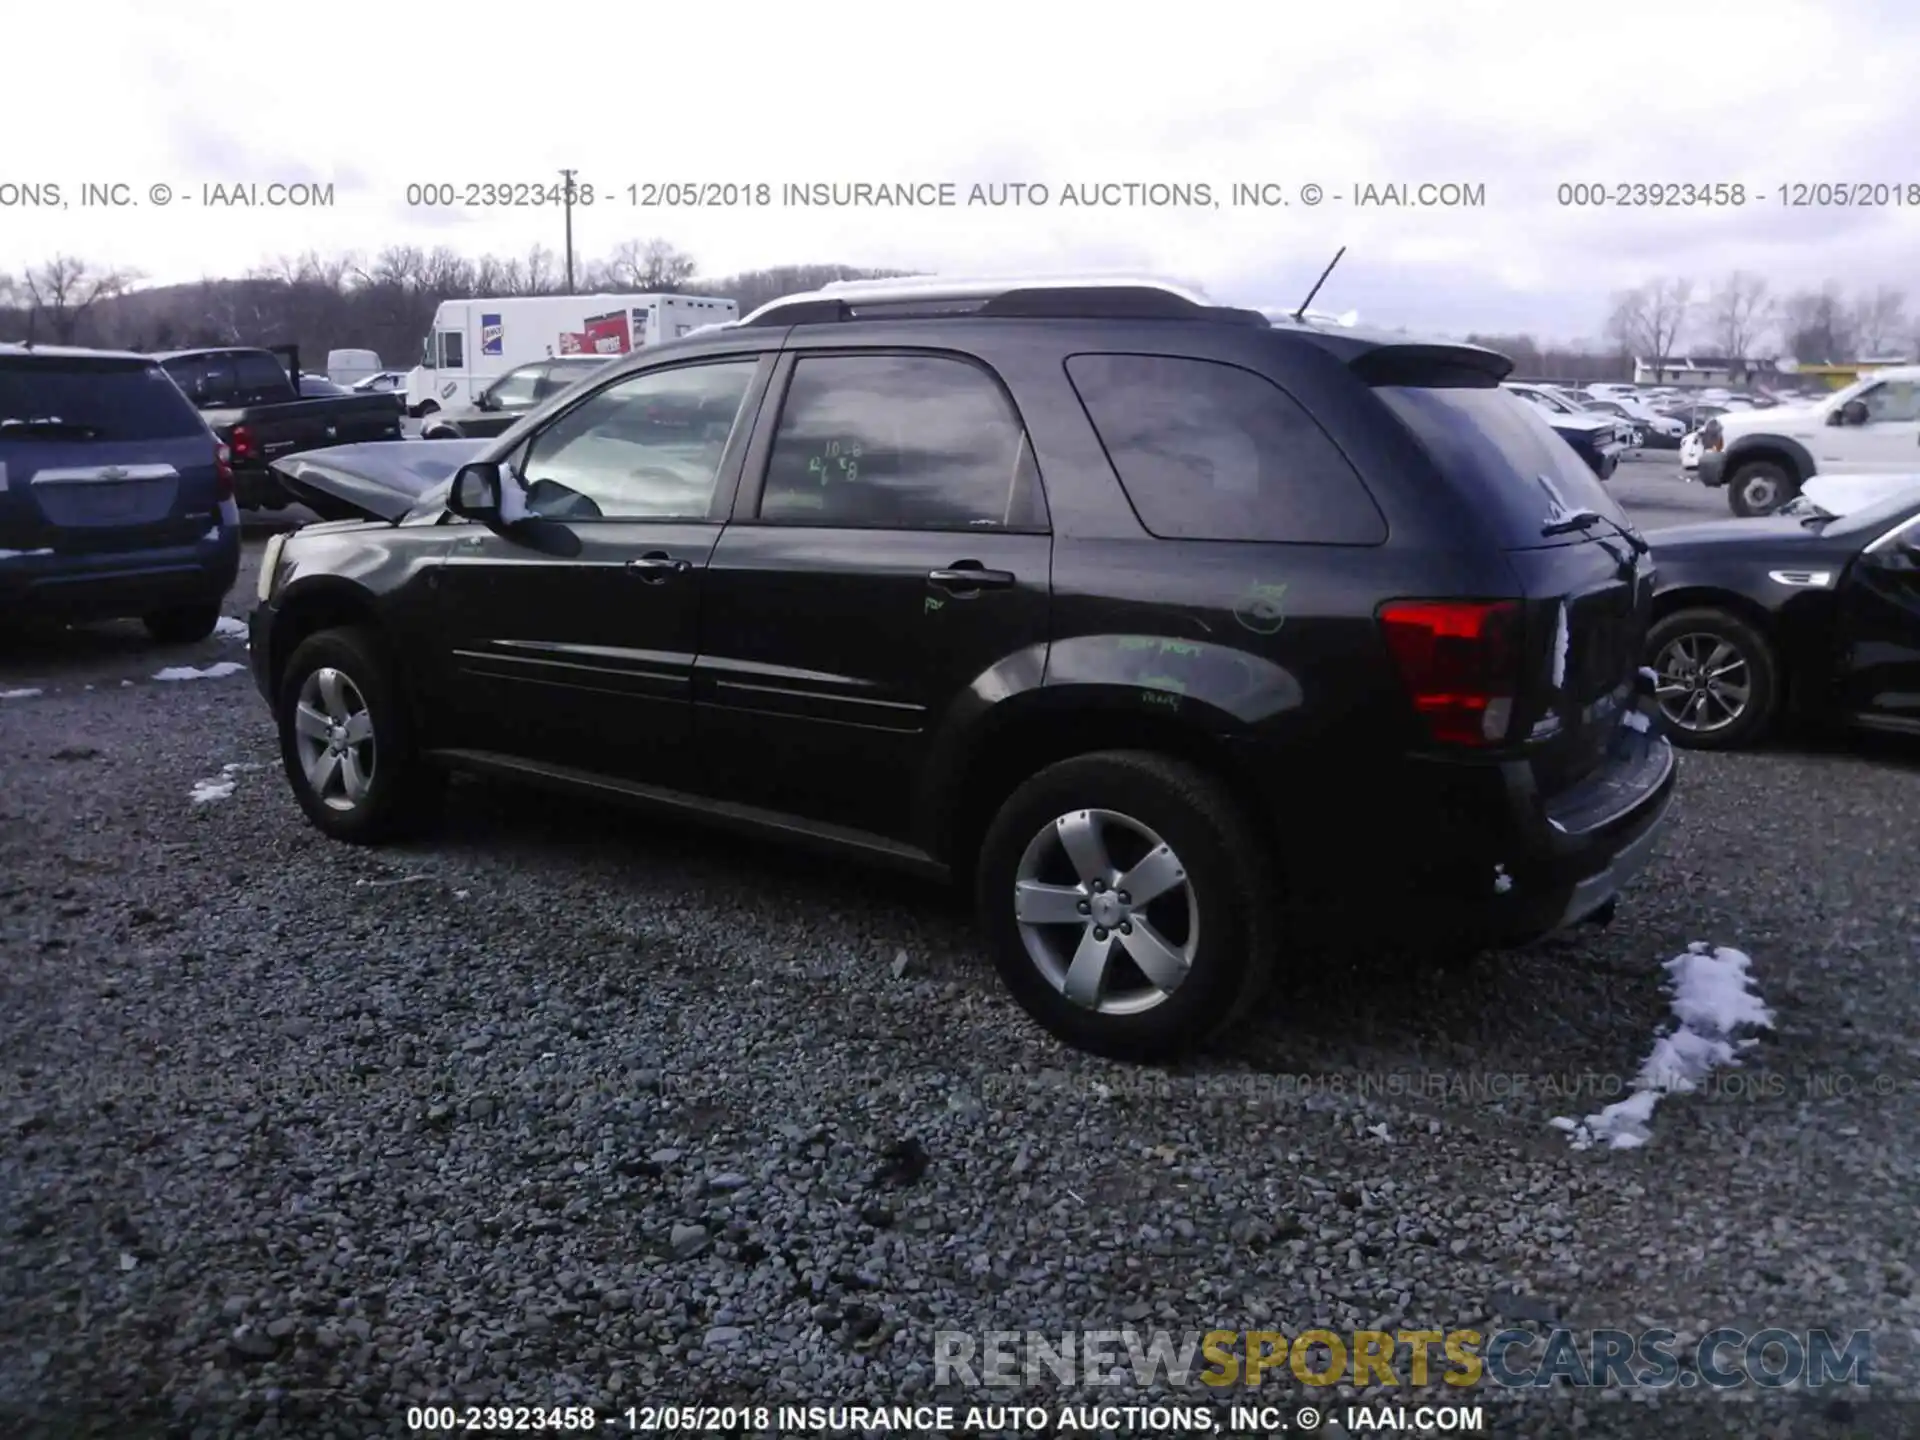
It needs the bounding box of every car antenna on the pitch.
[1292,246,1347,321]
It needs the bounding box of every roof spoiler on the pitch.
[1347,342,1513,388]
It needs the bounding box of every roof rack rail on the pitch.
[738,274,1271,329]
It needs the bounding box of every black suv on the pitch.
[247,279,1677,1060]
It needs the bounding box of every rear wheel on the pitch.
[975,750,1278,1061]
[1646,607,1779,749]
[1727,460,1798,517]
[275,626,444,842]
[143,601,221,644]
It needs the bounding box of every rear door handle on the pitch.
[928,564,1016,594]
[627,552,692,583]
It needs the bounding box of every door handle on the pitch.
[627,552,691,583]
[928,563,1016,594]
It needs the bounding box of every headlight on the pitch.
[257,532,289,603]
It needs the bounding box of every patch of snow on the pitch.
[355,874,432,888]
[119,680,133,687]
[1639,666,1659,685]
[1552,942,1774,1151]
[1,687,44,700]
[1551,603,1570,689]
[152,662,246,682]
[1622,709,1651,733]
[1365,1122,1391,1142]
[202,525,222,542]
[1493,864,1513,894]
[212,616,247,639]
[0,548,54,560]
[188,761,264,805]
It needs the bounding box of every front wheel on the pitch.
[275,626,444,842]
[1645,607,1780,750]
[974,750,1279,1061]
[1727,461,1798,517]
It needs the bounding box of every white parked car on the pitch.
[1697,365,1920,515]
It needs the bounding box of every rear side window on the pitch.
[757,353,1046,530]
[1376,385,1630,548]
[1065,354,1386,544]
[1,358,208,441]
[162,355,233,406]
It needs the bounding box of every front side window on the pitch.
[420,335,436,370]
[233,353,290,400]
[1861,381,1920,423]
[757,353,1042,530]
[515,360,757,521]
[1066,353,1385,545]
[439,331,464,369]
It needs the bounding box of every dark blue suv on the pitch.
[0,344,240,641]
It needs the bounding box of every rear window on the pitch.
[1065,354,1387,545]
[1375,385,1630,548]
[1,358,208,441]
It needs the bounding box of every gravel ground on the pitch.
[3,462,1918,1439]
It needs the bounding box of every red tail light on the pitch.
[228,423,254,462]
[1377,600,1522,747]
[215,442,234,502]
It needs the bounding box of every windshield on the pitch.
[420,336,435,370]
[1,357,208,440]
[1377,384,1631,549]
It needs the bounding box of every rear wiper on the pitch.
[0,418,104,439]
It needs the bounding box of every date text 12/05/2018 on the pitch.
[1557,181,1920,206]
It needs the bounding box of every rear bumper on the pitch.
[1697,451,1728,488]
[0,529,239,622]
[1274,687,1680,953]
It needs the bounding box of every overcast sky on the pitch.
[7,0,1918,344]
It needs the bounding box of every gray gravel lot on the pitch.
[3,456,1918,1438]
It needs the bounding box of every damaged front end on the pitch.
[269,439,490,524]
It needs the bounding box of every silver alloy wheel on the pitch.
[293,666,376,811]
[1011,808,1199,1016]
[1653,633,1751,733]
[1738,472,1780,512]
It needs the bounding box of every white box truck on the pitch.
[403,293,739,415]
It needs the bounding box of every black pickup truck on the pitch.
[156,345,403,509]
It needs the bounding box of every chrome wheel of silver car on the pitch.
[293,666,376,811]
[1011,808,1199,1016]
[1653,633,1751,734]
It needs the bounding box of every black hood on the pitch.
[1645,516,1815,550]
[270,439,489,523]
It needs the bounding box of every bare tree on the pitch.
[1780,284,1857,362]
[22,254,141,343]
[1706,272,1773,373]
[1604,278,1694,379]
[522,245,560,295]
[599,238,698,293]
[1851,285,1909,356]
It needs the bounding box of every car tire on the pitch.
[1645,607,1779,750]
[143,601,222,644]
[974,750,1279,1061]
[275,626,444,844]
[423,425,460,440]
[1726,460,1798,517]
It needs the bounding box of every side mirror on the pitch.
[447,462,503,522]
[1840,399,1870,426]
